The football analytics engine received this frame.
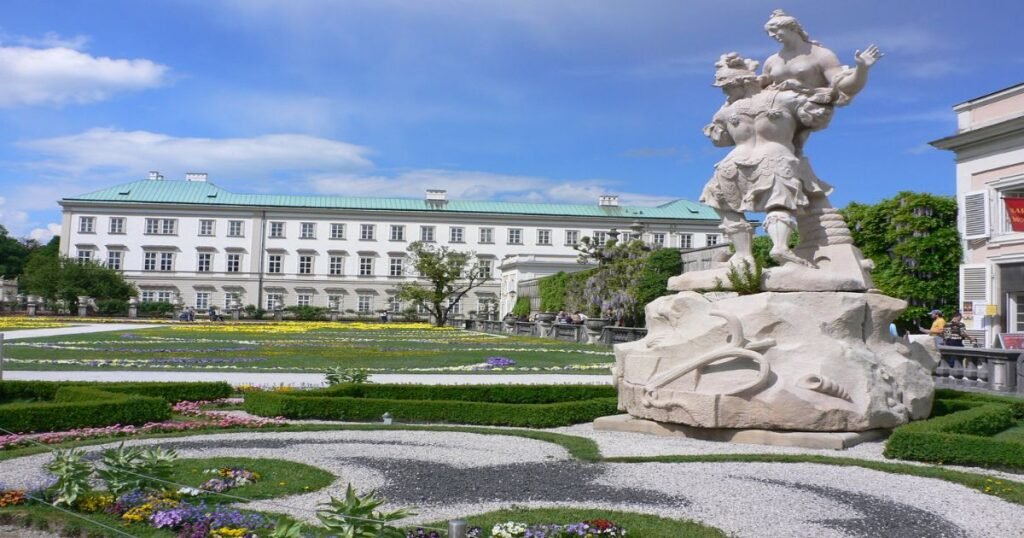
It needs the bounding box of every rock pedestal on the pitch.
[612,291,936,432]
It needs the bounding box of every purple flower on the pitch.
[485,356,516,367]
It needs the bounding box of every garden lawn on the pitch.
[0,322,613,373]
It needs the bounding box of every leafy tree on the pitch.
[0,225,33,278]
[21,254,137,311]
[575,238,651,324]
[395,241,490,327]
[633,248,683,310]
[841,191,960,330]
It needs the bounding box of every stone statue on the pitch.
[601,11,936,444]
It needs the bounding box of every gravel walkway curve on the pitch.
[2,430,1023,537]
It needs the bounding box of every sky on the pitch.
[1,0,1021,242]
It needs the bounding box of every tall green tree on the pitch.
[841,191,960,330]
[21,251,136,310]
[395,241,490,327]
[0,225,32,278]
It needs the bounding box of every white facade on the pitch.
[59,177,722,317]
[932,82,1024,345]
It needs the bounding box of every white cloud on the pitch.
[0,44,168,107]
[29,223,62,242]
[307,169,677,206]
[19,128,374,177]
[4,31,91,50]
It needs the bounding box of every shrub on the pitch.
[539,272,569,312]
[885,391,1024,470]
[96,298,129,316]
[244,384,617,428]
[0,381,231,404]
[244,304,267,320]
[46,448,92,507]
[138,301,174,318]
[285,305,328,321]
[511,296,532,318]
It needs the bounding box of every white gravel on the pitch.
[2,429,1023,537]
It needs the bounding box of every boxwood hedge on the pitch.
[885,390,1024,470]
[244,384,618,428]
[0,381,231,434]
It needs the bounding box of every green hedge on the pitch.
[885,391,1024,470]
[244,384,618,428]
[0,387,169,433]
[0,381,231,404]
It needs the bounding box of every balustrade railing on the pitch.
[934,346,1022,395]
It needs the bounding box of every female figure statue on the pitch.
[699,53,832,267]
[762,9,882,151]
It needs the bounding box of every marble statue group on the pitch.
[604,11,938,442]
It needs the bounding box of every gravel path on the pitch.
[2,430,1022,537]
[0,323,161,340]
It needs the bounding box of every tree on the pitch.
[0,225,32,278]
[21,252,137,311]
[841,191,960,331]
[395,241,490,327]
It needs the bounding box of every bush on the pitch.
[539,272,569,312]
[244,384,617,428]
[884,391,1024,470]
[0,381,231,404]
[511,296,532,318]
[95,298,128,316]
[285,305,328,321]
[138,301,174,318]
[0,387,169,433]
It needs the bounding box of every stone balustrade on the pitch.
[463,318,647,346]
[934,345,1022,395]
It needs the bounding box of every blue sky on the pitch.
[1,0,1021,241]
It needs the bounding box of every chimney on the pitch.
[426,189,448,207]
[185,172,208,182]
[148,171,164,181]
[599,194,619,207]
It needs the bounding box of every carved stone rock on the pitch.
[612,291,936,432]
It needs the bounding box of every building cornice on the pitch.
[930,115,1024,153]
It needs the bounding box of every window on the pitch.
[299,255,313,274]
[389,257,404,277]
[141,290,155,303]
[268,254,282,274]
[297,294,311,307]
[330,223,345,240]
[706,234,721,246]
[269,222,285,238]
[227,254,241,273]
[144,252,157,271]
[145,218,177,235]
[652,233,666,247]
[328,295,343,310]
[420,226,435,242]
[266,293,282,310]
[507,228,523,245]
[329,256,345,276]
[360,224,376,241]
[300,222,316,239]
[156,291,172,303]
[679,233,693,249]
[447,297,462,315]
[479,227,494,243]
[78,217,95,233]
[359,257,374,276]
[197,253,212,272]
[357,295,372,314]
[195,292,210,310]
[199,219,215,236]
[76,249,93,263]
[224,292,240,309]
[593,231,607,244]
[478,259,493,277]
[418,302,430,314]
[390,225,406,241]
[450,226,465,243]
[565,230,580,246]
[159,252,174,271]
[228,220,244,237]
[389,296,402,313]
[106,251,122,270]
[109,217,125,234]
[537,229,552,246]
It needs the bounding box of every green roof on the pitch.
[63,180,720,221]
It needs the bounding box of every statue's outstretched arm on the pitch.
[827,44,884,103]
[703,119,734,147]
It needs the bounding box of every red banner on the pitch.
[1006,198,1024,231]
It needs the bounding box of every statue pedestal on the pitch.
[593,414,889,450]
[613,291,937,433]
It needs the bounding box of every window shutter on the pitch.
[962,190,989,240]
[960,264,989,304]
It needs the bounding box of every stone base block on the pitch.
[592,414,889,450]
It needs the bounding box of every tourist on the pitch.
[943,312,976,347]
[379,310,389,323]
[918,309,946,347]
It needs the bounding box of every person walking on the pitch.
[943,312,976,347]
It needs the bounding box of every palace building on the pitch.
[59,172,722,317]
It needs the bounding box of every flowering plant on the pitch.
[0,489,26,507]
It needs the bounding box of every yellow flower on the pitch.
[211,527,249,538]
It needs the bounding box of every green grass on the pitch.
[169,456,335,501]
[993,420,1024,442]
[420,507,726,537]
[1,324,612,373]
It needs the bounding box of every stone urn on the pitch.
[584,318,610,345]
[535,312,557,337]
[536,313,556,323]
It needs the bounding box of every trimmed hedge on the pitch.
[244,384,618,428]
[0,381,231,404]
[0,387,169,433]
[885,391,1024,470]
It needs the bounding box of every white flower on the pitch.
[177,487,202,496]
